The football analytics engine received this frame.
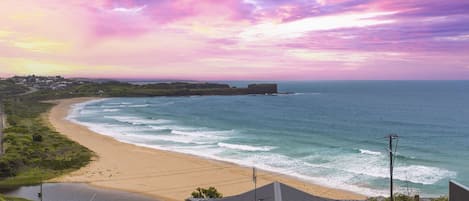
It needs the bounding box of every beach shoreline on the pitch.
[47,97,366,201]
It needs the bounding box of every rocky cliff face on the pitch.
[247,84,278,94]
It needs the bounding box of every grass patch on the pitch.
[0,194,31,201]
[0,168,58,188]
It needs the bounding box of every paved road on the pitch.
[17,87,38,96]
[2,183,159,201]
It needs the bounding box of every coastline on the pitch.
[47,97,366,201]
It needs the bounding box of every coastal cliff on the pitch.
[16,80,278,99]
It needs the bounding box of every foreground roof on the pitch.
[218,182,356,201]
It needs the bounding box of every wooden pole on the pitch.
[389,135,394,201]
[253,167,257,201]
[39,182,43,201]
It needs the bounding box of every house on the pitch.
[450,180,469,201]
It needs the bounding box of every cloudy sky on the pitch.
[1,0,468,80]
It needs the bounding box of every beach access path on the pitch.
[47,97,366,201]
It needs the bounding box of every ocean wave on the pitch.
[152,101,175,107]
[293,92,321,96]
[67,99,109,120]
[218,142,275,152]
[106,102,132,105]
[359,149,382,156]
[72,120,213,145]
[148,125,172,132]
[100,105,127,108]
[127,104,150,108]
[151,135,212,145]
[171,129,233,138]
[320,153,456,185]
[103,108,120,112]
[105,116,172,125]
[100,103,149,108]
[394,165,457,184]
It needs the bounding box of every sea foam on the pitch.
[217,142,275,152]
[359,149,382,156]
[104,116,172,125]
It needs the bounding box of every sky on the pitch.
[1,0,469,80]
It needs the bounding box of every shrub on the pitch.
[190,187,223,199]
[32,134,42,142]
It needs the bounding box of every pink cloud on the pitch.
[1,0,469,80]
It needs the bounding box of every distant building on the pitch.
[9,75,80,90]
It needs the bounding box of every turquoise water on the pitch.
[69,81,469,196]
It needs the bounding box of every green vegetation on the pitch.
[431,196,449,201]
[0,99,92,188]
[17,81,276,101]
[189,187,223,200]
[20,81,241,100]
[366,194,448,201]
[0,194,31,201]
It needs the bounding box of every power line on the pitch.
[398,135,467,138]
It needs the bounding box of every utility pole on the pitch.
[388,134,398,201]
[253,167,257,201]
[38,182,43,201]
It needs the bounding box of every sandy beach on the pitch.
[47,97,366,201]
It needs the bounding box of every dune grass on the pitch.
[0,100,93,188]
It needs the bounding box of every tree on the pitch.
[190,187,223,199]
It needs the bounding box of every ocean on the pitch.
[67,81,469,197]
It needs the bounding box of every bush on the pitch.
[0,157,20,177]
[367,194,448,201]
[32,134,42,142]
[190,187,223,199]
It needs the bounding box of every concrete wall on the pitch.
[450,180,469,201]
